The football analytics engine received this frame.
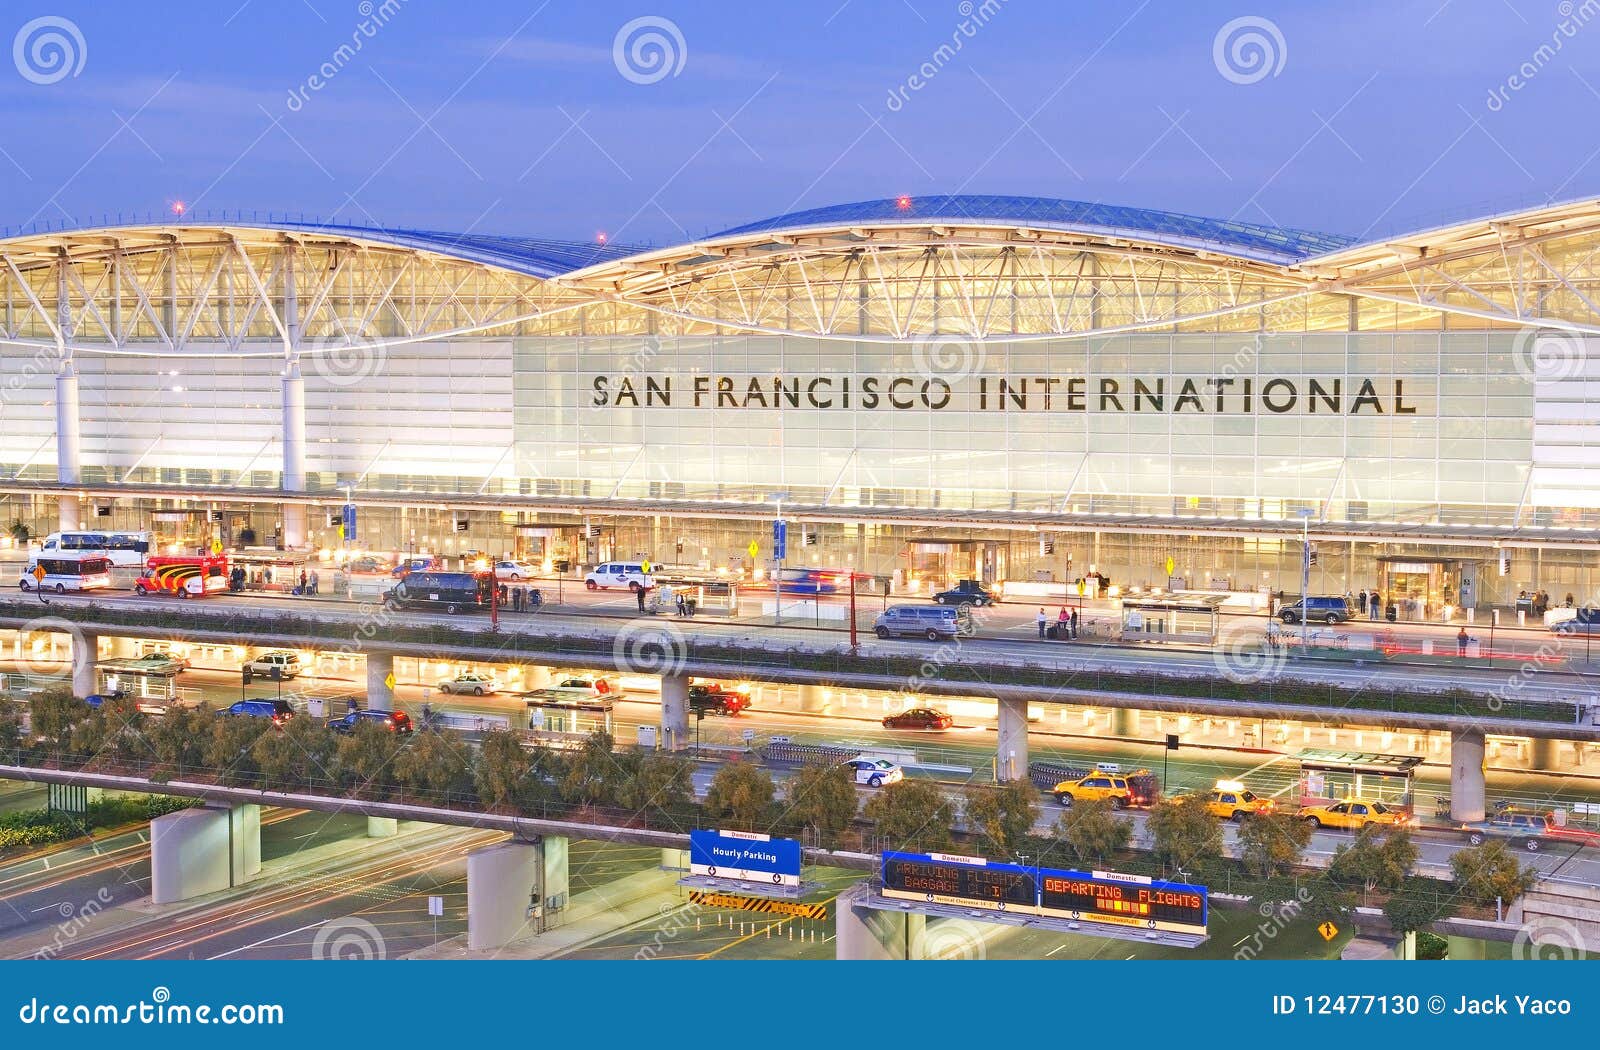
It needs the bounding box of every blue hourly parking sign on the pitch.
[690,829,801,887]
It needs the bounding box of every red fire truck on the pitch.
[135,555,230,598]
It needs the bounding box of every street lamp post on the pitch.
[1295,508,1315,653]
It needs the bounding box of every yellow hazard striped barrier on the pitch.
[688,890,826,921]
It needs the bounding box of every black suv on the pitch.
[687,685,749,716]
[933,580,996,607]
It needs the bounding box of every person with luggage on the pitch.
[1036,607,1047,639]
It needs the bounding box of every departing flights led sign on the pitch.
[880,852,1207,935]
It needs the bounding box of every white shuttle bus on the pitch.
[38,530,153,568]
[20,553,114,593]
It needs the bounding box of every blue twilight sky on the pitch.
[1,0,1597,248]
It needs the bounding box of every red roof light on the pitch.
[895,195,912,211]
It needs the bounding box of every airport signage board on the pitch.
[690,829,801,887]
[881,851,1207,934]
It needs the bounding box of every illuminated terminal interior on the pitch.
[2,194,1599,602]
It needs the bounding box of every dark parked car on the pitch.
[688,684,749,716]
[1278,595,1352,625]
[326,709,414,735]
[882,707,954,730]
[934,580,996,607]
[220,698,296,727]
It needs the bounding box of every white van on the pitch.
[583,562,655,592]
[21,554,114,593]
[872,604,973,641]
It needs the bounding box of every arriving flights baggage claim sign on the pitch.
[690,829,802,887]
[881,851,1207,936]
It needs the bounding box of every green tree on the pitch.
[1328,826,1417,903]
[0,703,23,752]
[335,720,404,797]
[1147,793,1223,876]
[618,751,696,817]
[783,763,859,849]
[146,707,211,778]
[1449,839,1538,908]
[1236,811,1314,877]
[703,762,776,832]
[392,729,474,800]
[252,715,336,790]
[8,520,31,544]
[474,730,531,810]
[28,689,89,751]
[963,779,1040,859]
[1383,876,1453,936]
[560,731,633,808]
[1054,797,1131,864]
[863,779,954,853]
[202,715,267,785]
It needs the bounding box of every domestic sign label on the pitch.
[689,829,801,887]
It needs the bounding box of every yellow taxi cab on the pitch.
[1052,766,1157,809]
[1204,780,1276,822]
[1297,797,1409,831]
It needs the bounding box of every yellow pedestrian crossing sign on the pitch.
[642,560,651,573]
[1317,921,1339,941]
[384,671,396,691]
[211,538,224,555]
[1165,556,1175,577]
[747,540,759,558]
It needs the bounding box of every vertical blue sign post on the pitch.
[341,504,356,539]
[772,518,787,561]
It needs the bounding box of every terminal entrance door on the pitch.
[1379,558,1462,620]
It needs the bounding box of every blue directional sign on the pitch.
[772,519,787,561]
[341,504,356,539]
[690,829,801,887]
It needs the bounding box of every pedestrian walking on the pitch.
[636,586,647,613]
[1457,626,1470,656]
[1036,607,1047,639]
[1070,607,1079,639]
[308,569,319,596]
[676,591,688,617]
[1369,591,1380,619]
[1357,589,1368,617]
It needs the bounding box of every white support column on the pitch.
[1111,707,1138,738]
[1450,728,1487,823]
[150,804,260,904]
[366,651,395,713]
[70,630,97,698]
[996,695,1029,782]
[281,363,306,548]
[659,672,689,751]
[466,840,542,951]
[367,816,398,838]
[835,884,925,960]
[55,252,82,532]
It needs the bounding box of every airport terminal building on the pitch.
[1,194,1597,609]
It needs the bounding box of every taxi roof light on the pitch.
[1215,779,1246,792]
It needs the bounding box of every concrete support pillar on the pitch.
[467,836,567,950]
[366,651,395,713]
[996,695,1029,782]
[70,630,98,698]
[1446,934,1486,960]
[660,672,689,752]
[1111,706,1137,738]
[1450,728,1487,823]
[55,368,82,531]
[798,685,831,714]
[366,816,398,838]
[281,363,307,549]
[150,804,260,904]
[520,665,552,691]
[1529,736,1557,773]
[836,885,925,960]
[661,847,690,871]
